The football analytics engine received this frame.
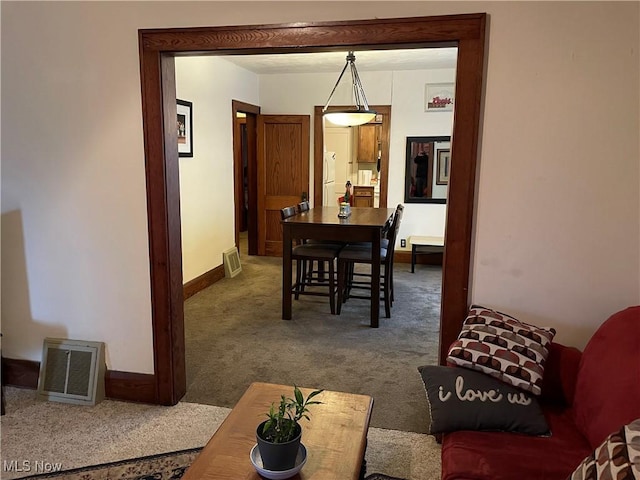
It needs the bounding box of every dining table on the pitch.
[281,206,395,328]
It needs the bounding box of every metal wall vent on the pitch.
[223,247,242,278]
[37,338,106,406]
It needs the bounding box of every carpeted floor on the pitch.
[183,250,442,434]
[1,387,442,480]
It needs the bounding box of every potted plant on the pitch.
[256,386,323,471]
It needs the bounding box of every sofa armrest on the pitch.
[539,342,582,407]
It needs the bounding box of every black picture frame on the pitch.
[177,99,193,157]
[404,136,450,204]
[436,149,450,185]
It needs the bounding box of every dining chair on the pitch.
[297,200,349,285]
[336,204,404,318]
[281,206,343,314]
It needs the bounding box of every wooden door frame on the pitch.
[139,14,487,404]
[232,100,260,256]
[314,105,391,208]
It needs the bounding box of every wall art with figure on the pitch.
[404,136,450,204]
[177,99,193,157]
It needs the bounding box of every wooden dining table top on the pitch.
[282,206,395,228]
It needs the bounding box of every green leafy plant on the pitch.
[260,386,324,444]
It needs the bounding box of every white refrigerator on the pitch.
[323,152,336,206]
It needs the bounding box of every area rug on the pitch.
[20,447,405,480]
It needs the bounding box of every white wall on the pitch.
[471,2,639,348]
[388,69,456,243]
[1,2,638,373]
[175,57,259,283]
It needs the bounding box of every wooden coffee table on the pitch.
[182,382,374,480]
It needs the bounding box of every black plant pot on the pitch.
[256,420,302,471]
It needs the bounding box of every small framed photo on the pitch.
[425,83,455,112]
[437,149,450,185]
[177,99,193,157]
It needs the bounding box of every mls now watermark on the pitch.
[3,460,63,474]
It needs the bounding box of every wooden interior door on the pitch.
[257,114,310,256]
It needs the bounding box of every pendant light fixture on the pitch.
[322,51,376,127]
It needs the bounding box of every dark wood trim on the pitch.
[1,357,157,404]
[394,250,443,266]
[233,115,246,249]
[139,38,186,405]
[139,13,487,404]
[232,100,261,256]
[105,370,157,404]
[246,114,258,255]
[438,32,486,364]
[183,264,226,300]
[314,105,391,208]
[1,358,39,389]
[140,15,482,51]
[312,107,323,207]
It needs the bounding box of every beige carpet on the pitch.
[0,387,441,479]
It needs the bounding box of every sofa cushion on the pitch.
[447,305,556,395]
[418,365,550,435]
[441,407,592,480]
[572,306,640,448]
[539,342,582,407]
[568,418,640,480]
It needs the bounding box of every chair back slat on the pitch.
[298,201,310,212]
[281,206,298,220]
[386,204,404,247]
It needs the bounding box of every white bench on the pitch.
[408,235,444,273]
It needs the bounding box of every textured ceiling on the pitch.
[222,47,458,74]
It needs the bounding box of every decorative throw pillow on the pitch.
[568,418,640,480]
[447,305,556,395]
[417,365,550,436]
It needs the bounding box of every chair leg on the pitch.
[386,265,393,307]
[328,259,336,315]
[300,260,309,293]
[390,262,395,304]
[345,261,354,300]
[384,264,392,318]
[294,259,303,300]
[336,259,345,314]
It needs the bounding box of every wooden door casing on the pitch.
[138,14,486,405]
[257,114,310,256]
[232,100,260,256]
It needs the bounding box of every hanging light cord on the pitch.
[349,53,371,111]
[322,51,370,113]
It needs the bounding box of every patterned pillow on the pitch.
[568,418,640,480]
[447,305,556,395]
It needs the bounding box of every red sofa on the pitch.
[441,306,640,480]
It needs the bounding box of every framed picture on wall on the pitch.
[437,149,450,185]
[404,136,450,204]
[425,83,455,112]
[177,99,193,157]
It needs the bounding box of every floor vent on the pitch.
[223,247,242,278]
[37,338,106,406]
